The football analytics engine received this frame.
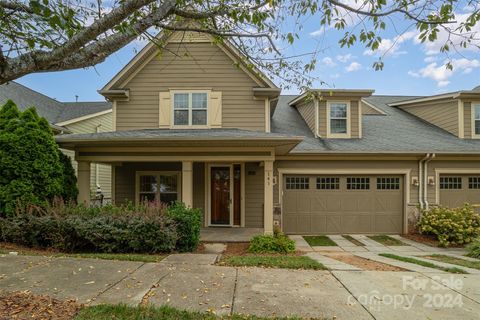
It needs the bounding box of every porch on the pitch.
[200,227,263,242]
[55,128,303,235]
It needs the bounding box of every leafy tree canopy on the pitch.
[0,100,77,215]
[0,0,478,88]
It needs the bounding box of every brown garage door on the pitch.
[439,175,480,208]
[283,175,404,234]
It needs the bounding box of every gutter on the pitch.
[418,154,430,210]
[423,153,436,209]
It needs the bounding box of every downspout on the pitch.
[423,153,436,210]
[418,154,430,210]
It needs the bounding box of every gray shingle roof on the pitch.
[0,81,111,124]
[55,128,302,142]
[272,94,480,154]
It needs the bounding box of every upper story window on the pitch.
[474,104,480,136]
[327,101,350,138]
[173,92,208,127]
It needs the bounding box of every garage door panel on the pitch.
[283,174,404,234]
[439,174,480,208]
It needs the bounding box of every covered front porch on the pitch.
[200,227,263,242]
[56,129,303,235]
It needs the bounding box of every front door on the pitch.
[210,166,231,225]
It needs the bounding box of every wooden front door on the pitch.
[210,166,231,225]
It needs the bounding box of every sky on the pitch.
[16,3,480,102]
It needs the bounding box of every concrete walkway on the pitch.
[1,253,479,319]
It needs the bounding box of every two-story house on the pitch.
[56,30,480,235]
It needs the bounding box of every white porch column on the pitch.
[264,160,274,234]
[182,161,193,207]
[77,161,91,206]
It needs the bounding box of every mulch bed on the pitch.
[222,242,304,256]
[0,291,81,320]
[325,253,407,271]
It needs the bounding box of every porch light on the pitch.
[428,176,435,186]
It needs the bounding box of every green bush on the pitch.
[467,238,480,259]
[0,100,78,215]
[417,204,480,247]
[0,201,202,253]
[248,232,295,254]
[165,202,202,252]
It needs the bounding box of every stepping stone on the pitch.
[203,243,226,254]
[312,246,344,252]
[306,252,361,271]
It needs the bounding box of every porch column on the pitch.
[264,160,274,234]
[77,161,91,206]
[182,161,193,207]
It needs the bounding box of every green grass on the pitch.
[303,236,337,246]
[75,304,306,320]
[0,247,164,263]
[379,253,468,274]
[219,255,327,270]
[368,235,406,246]
[423,254,480,270]
[341,235,365,246]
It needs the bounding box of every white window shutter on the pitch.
[159,92,171,128]
[209,91,222,128]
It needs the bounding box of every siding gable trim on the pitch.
[55,109,112,127]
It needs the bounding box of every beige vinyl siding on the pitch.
[350,100,360,138]
[273,160,419,206]
[464,102,472,137]
[244,162,264,228]
[318,101,327,137]
[398,99,459,136]
[63,112,113,199]
[116,42,265,131]
[426,159,480,205]
[362,101,383,115]
[114,162,181,204]
[193,162,205,224]
[296,100,315,134]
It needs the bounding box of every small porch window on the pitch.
[173,92,208,126]
[136,172,181,205]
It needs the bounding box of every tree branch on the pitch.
[0,0,33,13]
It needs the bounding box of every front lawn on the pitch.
[423,254,480,270]
[219,255,327,270]
[368,235,406,246]
[379,253,467,274]
[0,244,165,263]
[303,236,337,246]
[76,304,306,319]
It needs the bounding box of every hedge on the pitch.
[0,201,202,253]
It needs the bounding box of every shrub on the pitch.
[165,202,202,252]
[0,201,202,253]
[248,232,295,254]
[467,238,480,259]
[0,100,78,215]
[417,204,480,247]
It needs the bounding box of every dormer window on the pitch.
[173,92,208,127]
[474,104,480,136]
[327,101,351,138]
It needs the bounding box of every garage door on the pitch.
[283,175,404,234]
[439,175,480,208]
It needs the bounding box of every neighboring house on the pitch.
[55,30,480,235]
[0,81,113,200]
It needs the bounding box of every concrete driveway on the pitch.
[1,253,479,319]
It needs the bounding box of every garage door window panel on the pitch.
[440,177,462,189]
[286,177,309,190]
[316,177,340,190]
[377,177,400,190]
[469,177,480,189]
[347,177,370,190]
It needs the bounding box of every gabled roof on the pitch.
[272,94,480,154]
[100,26,278,98]
[0,81,111,125]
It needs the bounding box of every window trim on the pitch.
[135,171,182,205]
[326,101,351,138]
[472,102,480,138]
[171,90,210,128]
